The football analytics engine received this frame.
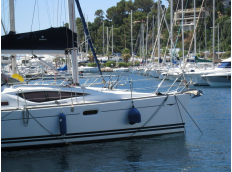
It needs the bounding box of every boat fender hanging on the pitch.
[128,105,141,125]
[59,113,67,135]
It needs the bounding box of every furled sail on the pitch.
[1,27,77,55]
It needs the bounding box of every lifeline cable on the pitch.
[19,89,69,144]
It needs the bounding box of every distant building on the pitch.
[174,8,209,31]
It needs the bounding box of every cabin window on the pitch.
[1,101,9,106]
[17,91,90,102]
[18,92,47,102]
[3,57,9,60]
[218,62,231,68]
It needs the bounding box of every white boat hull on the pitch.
[2,94,190,149]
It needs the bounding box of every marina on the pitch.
[2,72,231,171]
[1,0,231,171]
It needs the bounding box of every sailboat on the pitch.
[1,0,203,149]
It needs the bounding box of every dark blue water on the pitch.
[2,72,231,172]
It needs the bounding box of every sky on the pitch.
[1,0,169,35]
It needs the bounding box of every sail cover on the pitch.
[1,27,77,54]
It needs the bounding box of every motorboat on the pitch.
[201,72,231,87]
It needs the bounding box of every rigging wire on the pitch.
[37,0,40,30]
[30,0,37,32]
[45,0,52,27]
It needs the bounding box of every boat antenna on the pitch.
[74,0,103,76]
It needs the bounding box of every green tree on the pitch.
[134,0,153,13]
[106,51,112,61]
[122,48,131,63]
[95,9,105,20]
[88,50,94,63]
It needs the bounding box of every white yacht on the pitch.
[1,0,203,150]
[200,58,231,87]
[201,72,231,87]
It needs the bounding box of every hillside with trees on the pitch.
[66,0,231,59]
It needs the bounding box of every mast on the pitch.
[86,15,88,58]
[112,25,113,54]
[218,23,219,54]
[213,0,215,65]
[107,27,109,54]
[103,21,104,56]
[170,0,173,66]
[131,10,134,65]
[140,26,142,60]
[142,22,144,61]
[182,0,184,61]
[158,0,161,66]
[205,19,207,59]
[146,14,149,64]
[68,0,79,84]
[9,0,17,74]
[152,15,154,51]
[194,0,196,56]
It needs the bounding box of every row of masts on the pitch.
[6,0,219,81]
[76,0,218,66]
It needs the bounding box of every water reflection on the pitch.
[2,133,191,172]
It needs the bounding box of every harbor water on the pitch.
[1,72,231,172]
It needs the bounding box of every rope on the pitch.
[174,95,186,133]
[25,108,68,144]
[130,95,169,137]
[30,0,37,32]
[175,95,203,135]
[1,109,17,120]
[18,89,68,144]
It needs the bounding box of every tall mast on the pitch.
[194,0,196,56]
[146,14,149,64]
[107,27,109,54]
[152,15,154,51]
[142,22,144,61]
[170,0,173,66]
[205,19,207,59]
[86,15,88,58]
[140,26,142,60]
[68,0,79,84]
[182,0,184,61]
[112,25,113,54]
[103,21,104,56]
[9,0,17,74]
[213,0,215,65]
[218,23,219,53]
[131,10,133,65]
[9,0,15,34]
[158,0,161,66]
